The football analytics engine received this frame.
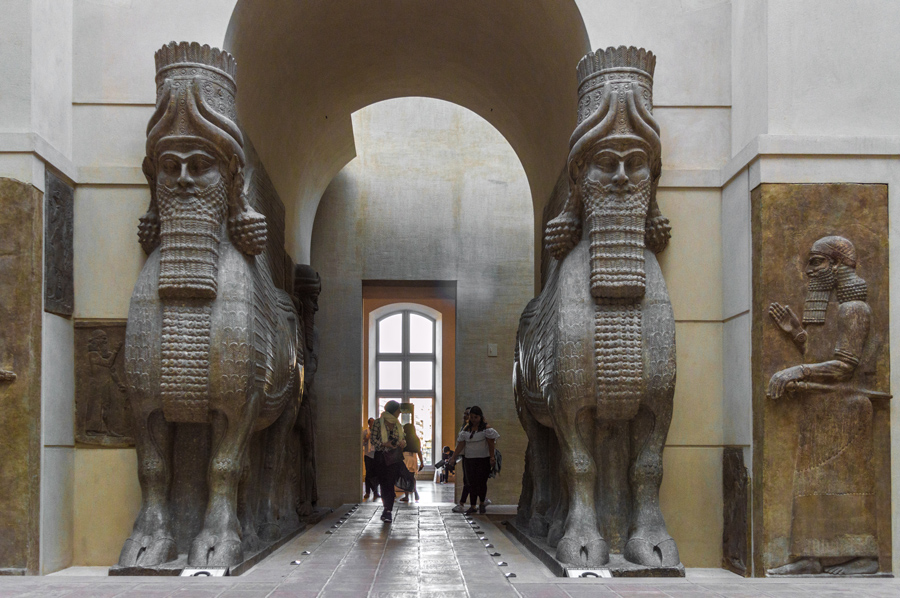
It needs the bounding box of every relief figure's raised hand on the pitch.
[768,302,807,353]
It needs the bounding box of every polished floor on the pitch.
[5,484,899,597]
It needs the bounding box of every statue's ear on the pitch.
[137,156,160,255]
[227,153,267,256]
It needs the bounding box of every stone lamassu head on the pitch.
[802,235,868,325]
[138,42,267,299]
[546,46,670,300]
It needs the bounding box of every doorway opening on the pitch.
[363,282,456,503]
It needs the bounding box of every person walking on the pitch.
[400,422,424,502]
[371,400,406,522]
[451,407,471,513]
[446,405,498,514]
[362,417,380,500]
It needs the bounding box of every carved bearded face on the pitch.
[802,252,836,325]
[154,142,229,300]
[583,147,651,193]
[579,145,652,299]
[157,147,224,195]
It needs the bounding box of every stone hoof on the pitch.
[547,521,565,548]
[258,521,282,543]
[118,535,177,567]
[556,536,609,567]
[824,557,878,576]
[624,536,680,567]
[767,557,823,576]
[189,533,244,568]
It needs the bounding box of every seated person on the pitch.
[439,445,454,483]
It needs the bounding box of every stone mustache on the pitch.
[119,42,305,568]
[514,47,679,568]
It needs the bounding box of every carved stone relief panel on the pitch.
[0,178,43,575]
[74,321,133,447]
[751,183,891,577]
[44,170,74,317]
[723,447,750,576]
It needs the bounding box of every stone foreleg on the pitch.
[118,408,177,567]
[550,400,608,566]
[624,403,679,567]
[189,405,256,567]
[258,397,300,541]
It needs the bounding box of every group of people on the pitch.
[363,402,499,522]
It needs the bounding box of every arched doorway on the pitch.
[224,3,590,506]
[224,0,590,269]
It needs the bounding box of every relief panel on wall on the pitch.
[0,178,44,575]
[74,321,133,447]
[44,170,74,317]
[751,183,891,577]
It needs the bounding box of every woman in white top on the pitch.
[446,405,499,514]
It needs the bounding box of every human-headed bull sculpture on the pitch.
[119,42,304,568]
[514,46,679,569]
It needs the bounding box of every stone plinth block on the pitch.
[0,178,44,575]
[751,183,891,577]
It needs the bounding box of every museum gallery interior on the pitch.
[1,0,900,593]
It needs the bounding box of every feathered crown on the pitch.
[568,46,661,180]
[146,42,243,165]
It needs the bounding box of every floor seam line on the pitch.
[314,506,368,597]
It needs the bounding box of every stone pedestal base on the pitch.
[109,508,331,577]
[504,519,685,578]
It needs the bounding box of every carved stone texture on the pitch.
[752,183,891,577]
[293,264,321,516]
[74,321,133,447]
[0,178,43,575]
[514,47,681,574]
[114,42,307,573]
[722,447,750,576]
[44,169,74,317]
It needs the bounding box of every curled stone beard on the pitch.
[802,265,836,325]
[581,176,652,300]
[157,178,228,300]
[155,177,228,423]
[579,175,651,421]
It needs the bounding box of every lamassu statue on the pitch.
[514,47,679,569]
[119,42,304,569]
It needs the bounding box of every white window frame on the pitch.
[367,303,442,465]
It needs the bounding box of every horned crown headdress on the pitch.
[569,46,661,183]
[138,41,266,257]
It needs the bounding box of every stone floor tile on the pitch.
[560,586,620,597]
[514,583,572,598]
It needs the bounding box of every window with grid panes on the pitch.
[375,310,436,464]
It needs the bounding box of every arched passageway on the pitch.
[224,0,590,266]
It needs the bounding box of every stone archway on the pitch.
[224,0,590,268]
